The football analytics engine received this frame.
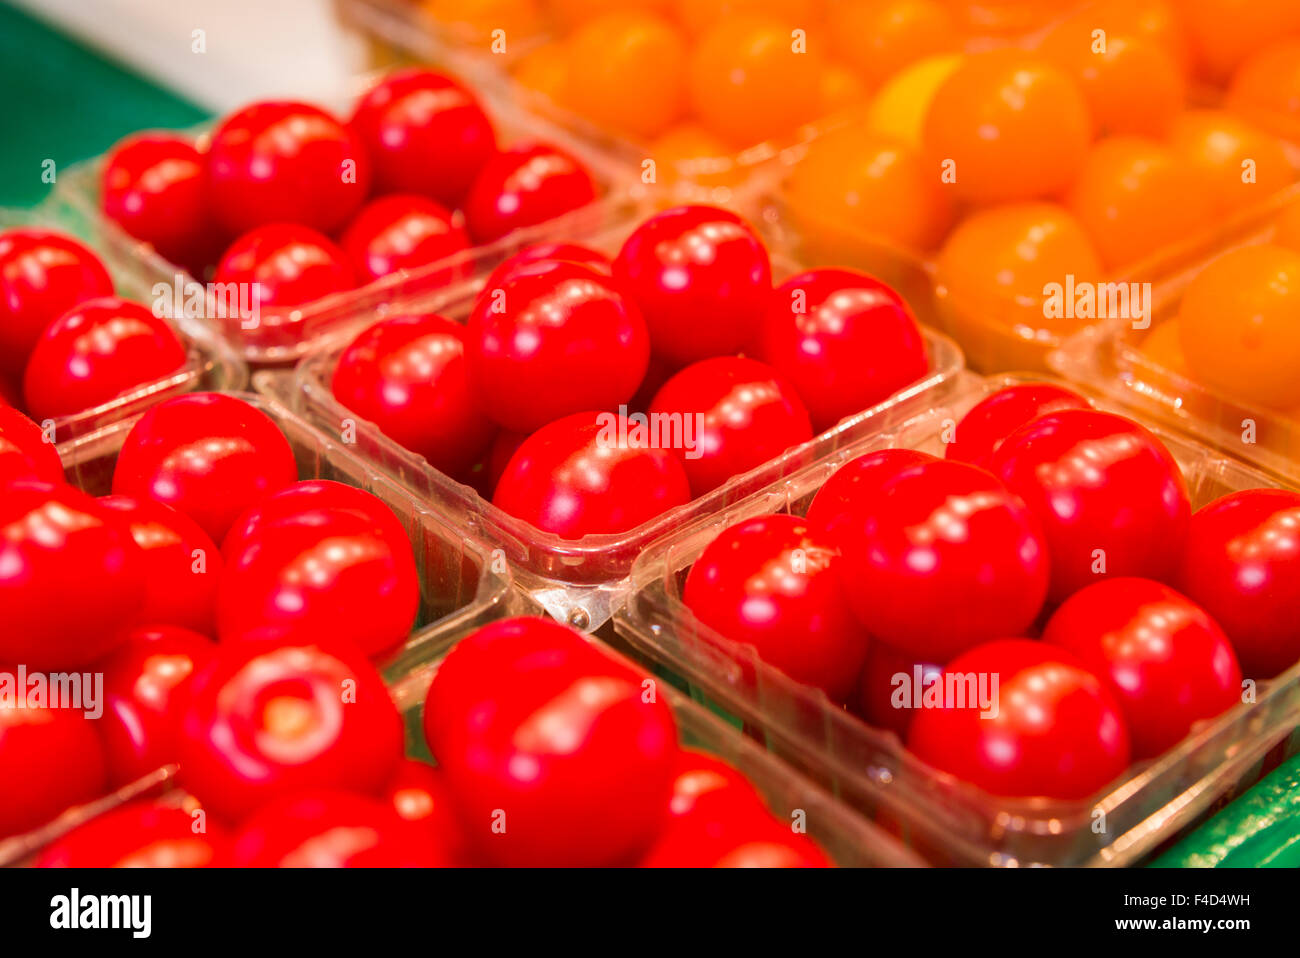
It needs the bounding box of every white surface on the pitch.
[11,0,367,111]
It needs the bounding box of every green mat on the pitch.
[0,2,209,208]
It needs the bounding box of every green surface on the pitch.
[0,2,209,208]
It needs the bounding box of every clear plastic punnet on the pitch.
[614,373,1300,867]
[281,237,967,632]
[2,205,245,440]
[52,81,648,368]
[0,387,515,867]
[1050,187,1300,488]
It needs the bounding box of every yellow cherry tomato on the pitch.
[864,53,963,151]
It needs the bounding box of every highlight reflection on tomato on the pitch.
[36,800,230,868]
[213,224,356,311]
[945,383,1091,471]
[805,448,937,547]
[101,133,213,269]
[462,142,597,244]
[0,404,63,484]
[338,194,471,284]
[0,696,108,837]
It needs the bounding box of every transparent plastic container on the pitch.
[614,372,1300,867]
[280,234,967,632]
[1050,187,1300,488]
[52,85,647,368]
[0,387,515,866]
[1,205,246,440]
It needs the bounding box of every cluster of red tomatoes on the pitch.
[26,615,829,868]
[331,203,929,539]
[0,228,188,421]
[100,66,597,315]
[684,383,1300,800]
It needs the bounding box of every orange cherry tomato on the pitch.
[547,0,671,28]
[1228,38,1300,144]
[1275,203,1300,253]
[784,127,954,253]
[421,0,542,46]
[1065,137,1217,271]
[511,43,570,106]
[818,60,868,114]
[1180,0,1300,83]
[1061,0,1193,74]
[1038,25,1184,138]
[563,11,689,139]
[922,49,1093,205]
[1178,244,1300,409]
[673,0,819,35]
[1141,320,1189,376]
[1167,110,1296,218]
[688,13,825,146]
[827,0,959,90]
[648,124,742,188]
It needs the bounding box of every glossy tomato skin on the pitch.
[339,194,471,284]
[97,495,223,636]
[22,297,188,420]
[213,223,355,311]
[836,458,1050,662]
[101,133,212,269]
[384,759,470,864]
[483,241,612,291]
[648,356,813,497]
[0,698,108,837]
[349,67,497,208]
[945,383,1091,470]
[757,268,929,432]
[177,639,404,820]
[612,205,772,367]
[853,638,946,740]
[96,625,216,786]
[216,491,420,657]
[0,481,144,670]
[0,404,63,483]
[220,479,411,560]
[0,229,114,376]
[492,412,692,538]
[1180,489,1300,678]
[230,791,453,867]
[205,101,370,236]
[1043,577,1242,758]
[462,142,597,244]
[683,514,870,701]
[907,639,1132,800]
[467,261,650,433]
[36,800,230,867]
[989,409,1192,605]
[804,448,937,547]
[331,314,494,477]
[426,618,680,867]
[111,393,299,543]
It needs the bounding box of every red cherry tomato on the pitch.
[230,791,452,867]
[834,458,1050,662]
[97,495,223,636]
[425,617,679,867]
[331,314,495,477]
[112,393,299,543]
[177,639,404,820]
[35,799,230,867]
[0,404,63,483]
[1043,577,1242,759]
[0,229,114,377]
[907,639,1132,799]
[853,638,945,739]
[220,479,411,560]
[613,205,772,367]
[0,481,144,670]
[1180,489,1300,678]
[483,241,612,291]
[96,625,216,786]
[216,488,419,657]
[648,356,813,496]
[804,448,937,547]
[349,67,497,209]
[0,697,108,837]
[462,141,598,244]
[945,383,1091,470]
[383,759,469,863]
[757,268,929,433]
[683,514,870,701]
[492,411,692,538]
[22,297,187,420]
[662,749,770,823]
[989,409,1191,605]
[100,133,212,269]
[339,194,471,284]
[213,223,355,311]
[467,260,650,433]
[205,101,370,236]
